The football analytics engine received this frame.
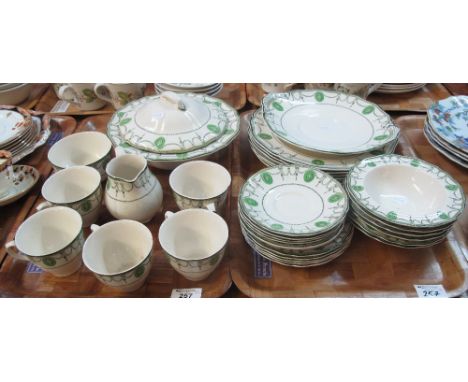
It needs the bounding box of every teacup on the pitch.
[48,131,113,180]
[159,209,228,281]
[0,150,14,197]
[261,83,295,93]
[5,206,84,277]
[82,220,153,292]
[94,83,146,109]
[169,160,231,213]
[333,83,382,98]
[38,166,102,227]
[57,83,106,111]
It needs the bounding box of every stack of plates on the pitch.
[345,154,466,248]
[155,83,223,97]
[375,83,426,94]
[106,92,239,169]
[238,165,353,267]
[249,90,399,182]
[0,109,50,163]
[424,96,468,168]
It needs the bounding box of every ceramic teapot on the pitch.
[105,154,163,223]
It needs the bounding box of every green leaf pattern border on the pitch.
[261,89,400,155]
[249,109,399,171]
[106,97,240,163]
[239,165,349,235]
[345,154,466,227]
[108,94,229,154]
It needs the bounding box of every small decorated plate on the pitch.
[0,165,39,207]
[239,165,348,235]
[261,90,399,155]
[427,96,468,153]
[108,93,229,154]
[346,154,466,227]
[0,109,33,146]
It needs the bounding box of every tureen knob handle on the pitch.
[160,91,186,111]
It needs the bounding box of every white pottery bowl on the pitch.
[83,220,153,292]
[159,209,228,281]
[48,131,113,180]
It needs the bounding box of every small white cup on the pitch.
[57,83,106,111]
[83,220,153,292]
[38,166,102,227]
[5,206,84,277]
[159,209,228,281]
[48,131,113,180]
[169,160,231,213]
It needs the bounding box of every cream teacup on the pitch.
[38,166,102,227]
[94,83,146,109]
[5,206,84,277]
[48,131,113,180]
[83,220,153,292]
[169,160,231,213]
[159,209,228,281]
[57,83,106,111]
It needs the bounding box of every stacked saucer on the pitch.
[249,89,400,182]
[238,165,352,267]
[345,154,466,248]
[0,109,50,163]
[106,91,239,169]
[424,96,468,168]
[375,83,426,94]
[155,83,223,97]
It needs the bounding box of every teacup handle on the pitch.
[5,240,28,261]
[57,85,78,103]
[90,224,101,232]
[164,211,174,220]
[36,201,53,211]
[94,83,112,103]
[206,203,217,213]
[160,91,186,111]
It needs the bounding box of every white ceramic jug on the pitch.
[105,154,163,223]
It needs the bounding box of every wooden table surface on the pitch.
[0,83,466,297]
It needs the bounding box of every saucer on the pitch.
[0,165,39,207]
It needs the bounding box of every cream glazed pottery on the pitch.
[105,154,163,222]
[94,83,146,109]
[57,83,106,111]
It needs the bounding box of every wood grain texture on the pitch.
[443,83,468,96]
[34,84,247,115]
[229,111,468,297]
[0,114,233,297]
[15,84,50,110]
[0,116,77,265]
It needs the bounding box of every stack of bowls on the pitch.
[0,83,34,105]
[249,89,399,182]
[345,154,466,248]
[374,83,426,94]
[0,108,50,163]
[238,165,352,267]
[424,95,468,168]
[154,83,223,97]
[106,91,239,170]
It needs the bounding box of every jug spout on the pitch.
[105,154,147,182]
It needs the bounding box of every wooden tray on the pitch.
[247,83,452,112]
[443,83,468,96]
[34,84,247,115]
[0,115,77,265]
[0,114,233,297]
[229,111,468,297]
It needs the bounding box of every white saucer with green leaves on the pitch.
[250,109,398,171]
[261,90,399,155]
[109,92,229,154]
[239,165,348,236]
[346,154,465,228]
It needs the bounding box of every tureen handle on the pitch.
[160,91,186,111]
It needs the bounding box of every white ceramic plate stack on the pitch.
[155,83,223,97]
[238,165,353,267]
[374,83,426,94]
[0,83,34,105]
[0,109,50,163]
[107,92,239,169]
[249,90,400,182]
[424,95,468,168]
[345,154,466,248]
